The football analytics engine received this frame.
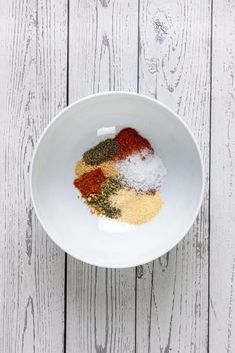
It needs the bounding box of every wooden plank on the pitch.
[210,1,235,352]
[136,1,211,352]
[0,0,67,352]
[66,1,138,353]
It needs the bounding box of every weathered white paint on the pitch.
[0,0,234,352]
[0,0,67,352]
[210,1,235,352]
[66,1,138,353]
[136,1,210,352]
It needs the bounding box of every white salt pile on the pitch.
[117,149,167,192]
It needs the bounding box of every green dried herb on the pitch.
[85,177,122,219]
[83,138,119,165]
[101,177,122,195]
[86,194,121,219]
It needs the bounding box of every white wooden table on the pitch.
[0,0,234,352]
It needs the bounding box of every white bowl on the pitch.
[30,92,204,268]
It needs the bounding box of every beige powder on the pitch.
[75,160,118,178]
[110,189,163,225]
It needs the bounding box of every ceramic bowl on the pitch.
[30,92,204,268]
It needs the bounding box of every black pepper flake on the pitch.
[83,138,119,166]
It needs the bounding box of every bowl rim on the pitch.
[30,91,205,268]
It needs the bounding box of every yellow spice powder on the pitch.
[110,189,163,225]
[75,160,119,178]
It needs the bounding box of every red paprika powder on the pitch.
[74,168,106,197]
[114,128,153,160]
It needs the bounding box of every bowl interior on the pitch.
[31,93,203,267]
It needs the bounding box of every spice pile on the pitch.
[73,128,167,225]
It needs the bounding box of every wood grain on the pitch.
[1,0,235,352]
[136,1,211,352]
[210,1,235,352]
[66,1,138,352]
[0,0,67,352]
